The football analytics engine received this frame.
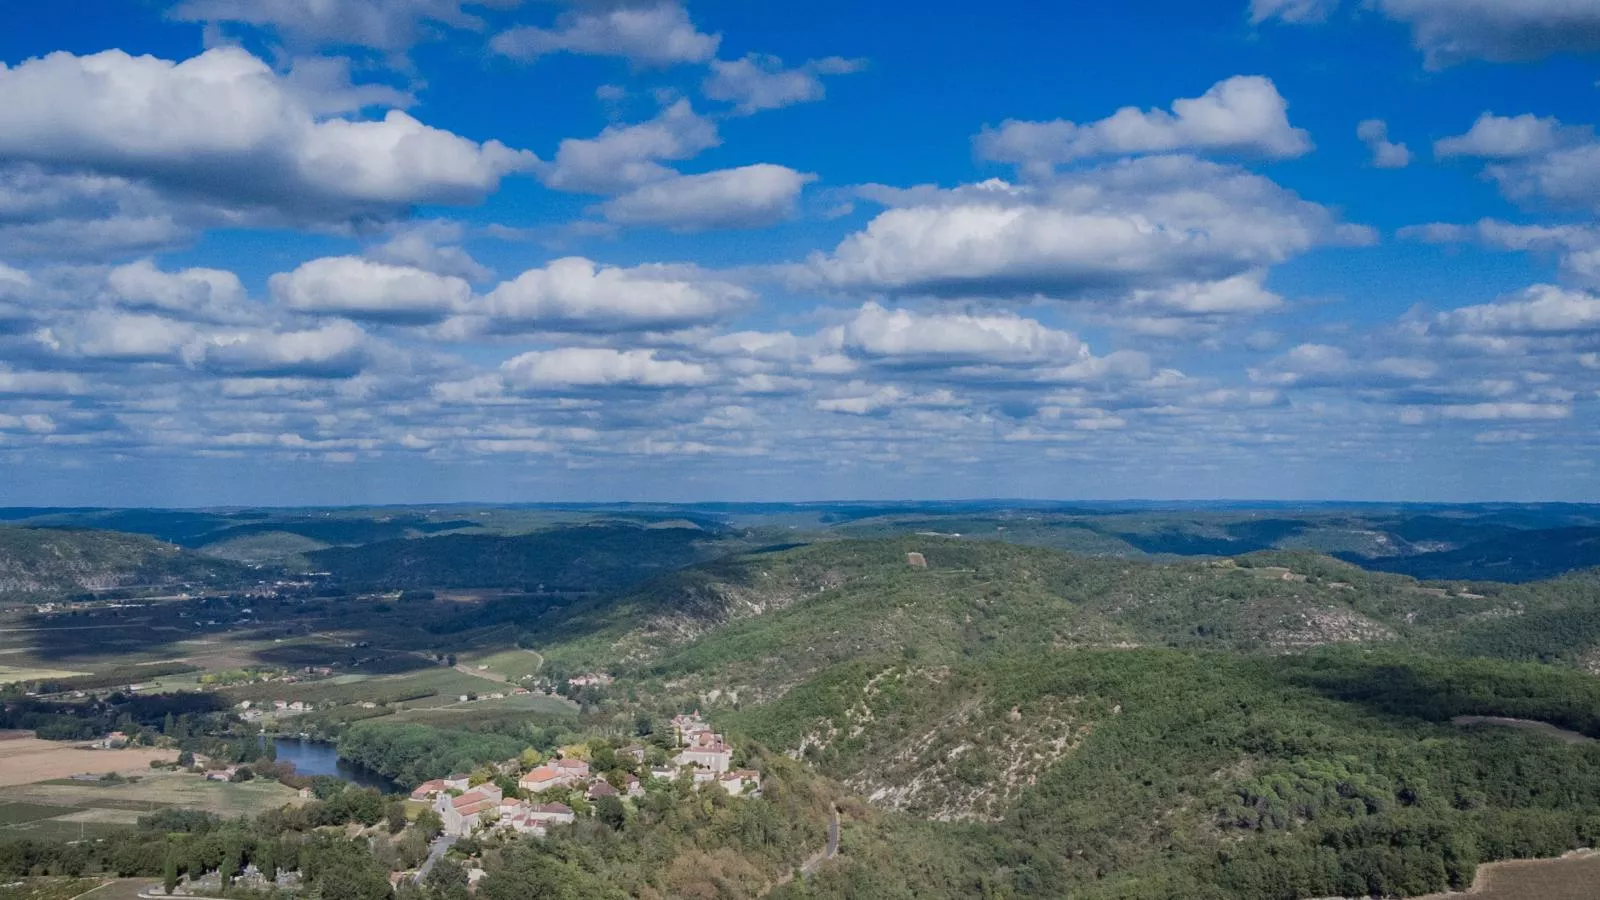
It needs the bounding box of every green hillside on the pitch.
[534,538,1496,683]
[0,526,250,602]
[518,537,1600,899]
[773,648,1600,900]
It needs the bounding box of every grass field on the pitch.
[222,665,505,708]
[11,820,132,842]
[0,770,299,820]
[460,649,543,681]
[0,802,73,825]
[0,666,89,684]
[388,691,577,725]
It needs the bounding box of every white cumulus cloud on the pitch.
[1436,114,1600,213]
[105,259,250,323]
[1433,284,1600,335]
[492,1,719,66]
[501,347,713,389]
[1435,113,1569,159]
[806,157,1363,299]
[539,99,718,194]
[475,257,752,332]
[598,164,815,230]
[975,76,1312,175]
[838,303,1088,367]
[1357,119,1412,168]
[0,48,536,223]
[1125,271,1285,317]
[269,256,474,323]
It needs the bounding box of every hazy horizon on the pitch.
[6,496,1600,513]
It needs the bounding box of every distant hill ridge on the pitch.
[305,522,727,591]
[0,526,248,601]
[1347,525,1600,583]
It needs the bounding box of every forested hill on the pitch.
[1349,526,1600,582]
[0,526,249,602]
[520,538,1600,899]
[534,537,1501,680]
[305,523,729,591]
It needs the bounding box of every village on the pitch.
[412,711,761,839]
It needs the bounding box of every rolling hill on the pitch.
[532,538,1498,683]
[0,526,250,601]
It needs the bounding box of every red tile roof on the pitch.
[452,789,497,810]
[454,799,495,817]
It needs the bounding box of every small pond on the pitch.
[270,738,400,794]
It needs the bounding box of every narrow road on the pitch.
[800,806,841,877]
[759,806,841,896]
[414,834,458,884]
[67,881,121,900]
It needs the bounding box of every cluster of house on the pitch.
[413,767,621,838]
[566,673,614,688]
[411,713,760,839]
[517,756,641,796]
[668,712,761,797]
[236,699,311,722]
[455,691,513,703]
[413,776,579,838]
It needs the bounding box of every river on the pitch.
[270,738,400,794]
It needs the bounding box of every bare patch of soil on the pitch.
[0,735,175,787]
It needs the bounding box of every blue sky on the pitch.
[1,0,1598,506]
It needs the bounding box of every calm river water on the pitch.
[270,738,399,794]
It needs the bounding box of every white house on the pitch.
[675,743,732,774]
[718,769,761,796]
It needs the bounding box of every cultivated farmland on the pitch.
[0,734,173,787]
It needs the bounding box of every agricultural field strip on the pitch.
[0,801,77,826]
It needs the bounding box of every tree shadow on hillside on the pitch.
[1279,655,1600,739]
